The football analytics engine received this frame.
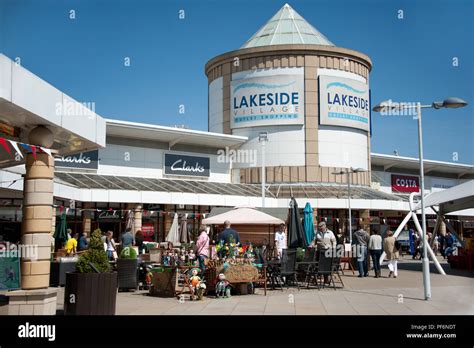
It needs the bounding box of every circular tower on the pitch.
[205,3,372,186]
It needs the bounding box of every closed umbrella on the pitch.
[303,203,315,245]
[288,197,307,248]
[165,213,180,246]
[125,209,134,233]
[53,210,68,251]
[180,214,189,244]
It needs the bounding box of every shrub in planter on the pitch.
[117,246,138,291]
[64,229,118,315]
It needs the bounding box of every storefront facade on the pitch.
[1,4,473,247]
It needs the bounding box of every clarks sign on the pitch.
[55,150,99,169]
[391,174,420,193]
[164,153,210,177]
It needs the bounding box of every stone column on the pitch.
[439,220,447,237]
[21,151,55,290]
[7,126,58,315]
[134,204,142,235]
[360,209,370,232]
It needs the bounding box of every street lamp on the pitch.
[332,167,367,244]
[258,131,268,207]
[372,97,468,300]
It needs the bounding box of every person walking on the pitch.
[195,225,210,273]
[274,223,287,259]
[353,226,370,277]
[368,230,383,278]
[384,230,399,278]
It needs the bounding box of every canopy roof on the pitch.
[202,207,285,225]
[415,180,474,214]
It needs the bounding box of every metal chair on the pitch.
[316,251,335,290]
[274,249,300,290]
[331,256,344,288]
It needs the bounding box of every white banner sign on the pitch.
[319,74,370,131]
[230,68,304,129]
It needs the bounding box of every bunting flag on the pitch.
[8,140,23,159]
[0,138,12,156]
[0,137,52,159]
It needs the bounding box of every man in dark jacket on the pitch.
[218,220,241,245]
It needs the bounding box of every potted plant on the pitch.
[64,229,118,315]
[117,246,138,291]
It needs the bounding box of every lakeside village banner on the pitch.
[230,68,305,129]
[319,74,370,132]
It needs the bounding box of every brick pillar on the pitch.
[82,202,93,235]
[21,152,54,290]
[360,209,370,232]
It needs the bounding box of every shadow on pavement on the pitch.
[397,261,473,278]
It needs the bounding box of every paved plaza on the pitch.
[53,256,472,315]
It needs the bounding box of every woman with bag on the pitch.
[383,230,399,278]
[195,225,210,274]
[105,231,117,261]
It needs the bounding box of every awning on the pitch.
[415,180,474,214]
[202,207,284,225]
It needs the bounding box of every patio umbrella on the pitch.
[125,209,135,233]
[180,214,189,244]
[165,213,180,246]
[53,210,68,251]
[288,197,307,248]
[303,202,315,245]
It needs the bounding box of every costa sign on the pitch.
[391,174,419,193]
[164,153,210,178]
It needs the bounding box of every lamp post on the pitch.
[372,97,468,300]
[258,131,268,207]
[332,167,367,244]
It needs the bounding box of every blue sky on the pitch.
[0,0,472,163]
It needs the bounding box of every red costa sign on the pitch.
[391,174,420,193]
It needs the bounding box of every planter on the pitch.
[149,268,177,297]
[117,259,138,291]
[50,260,77,286]
[64,272,117,315]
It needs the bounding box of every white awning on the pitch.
[415,180,474,214]
[202,207,285,225]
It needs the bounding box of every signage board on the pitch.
[164,153,210,178]
[55,150,99,170]
[391,174,420,193]
[0,252,21,290]
[319,74,370,131]
[230,68,304,129]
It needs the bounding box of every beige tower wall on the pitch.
[205,45,372,186]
